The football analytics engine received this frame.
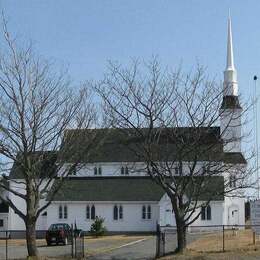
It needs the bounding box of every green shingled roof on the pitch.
[48,177,165,202]
[47,176,224,202]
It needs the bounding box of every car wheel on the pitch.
[63,237,68,245]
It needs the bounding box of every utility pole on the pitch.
[254,75,259,199]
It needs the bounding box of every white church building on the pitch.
[2,17,246,235]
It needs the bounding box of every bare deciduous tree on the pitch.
[0,21,98,257]
[94,59,253,253]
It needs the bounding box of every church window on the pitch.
[98,167,102,175]
[121,166,129,175]
[119,205,123,219]
[206,205,211,220]
[201,205,211,220]
[142,205,152,220]
[147,205,151,219]
[91,205,96,220]
[86,205,90,219]
[142,206,146,219]
[113,205,118,220]
[94,167,98,175]
[64,205,68,219]
[58,205,68,219]
[58,205,63,219]
[113,205,123,220]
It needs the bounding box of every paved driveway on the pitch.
[88,236,156,260]
[0,235,153,259]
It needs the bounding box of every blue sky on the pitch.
[1,0,259,89]
[0,1,259,133]
[1,1,259,195]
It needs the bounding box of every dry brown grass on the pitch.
[188,229,259,253]
[160,229,260,259]
[0,239,46,246]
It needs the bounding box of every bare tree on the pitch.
[94,59,253,253]
[0,20,99,257]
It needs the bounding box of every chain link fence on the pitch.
[156,224,260,257]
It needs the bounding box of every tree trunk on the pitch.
[176,220,187,253]
[25,217,39,258]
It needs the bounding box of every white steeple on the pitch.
[220,14,242,153]
[223,15,238,96]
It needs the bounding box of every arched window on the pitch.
[142,206,146,219]
[59,205,63,219]
[86,205,90,219]
[98,167,102,175]
[64,205,68,219]
[201,205,211,220]
[113,205,118,220]
[206,205,211,220]
[119,205,123,219]
[147,205,151,219]
[201,206,206,220]
[94,167,98,175]
[125,166,129,175]
[91,205,95,220]
[121,166,124,175]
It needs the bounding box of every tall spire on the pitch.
[226,15,235,70]
[223,14,238,96]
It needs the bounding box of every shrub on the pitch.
[90,216,107,237]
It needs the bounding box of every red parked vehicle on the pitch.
[45,223,72,246]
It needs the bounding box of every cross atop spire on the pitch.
[226,15,235,70]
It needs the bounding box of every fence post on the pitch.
[222,225,225,252]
